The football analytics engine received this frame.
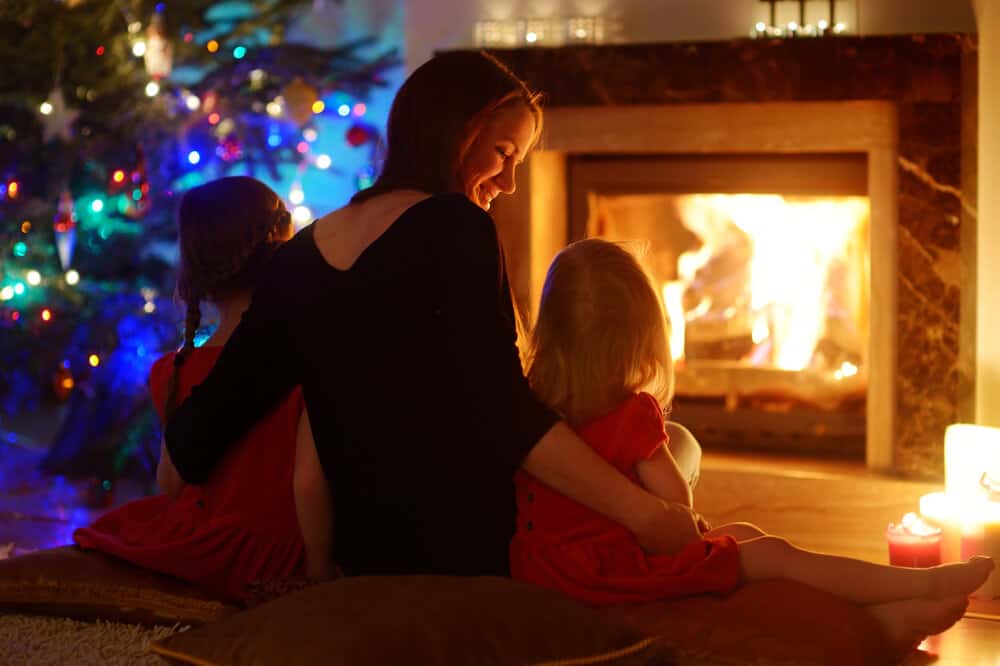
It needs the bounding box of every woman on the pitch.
[165,51,694,577]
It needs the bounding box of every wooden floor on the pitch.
[696,451,1000,665]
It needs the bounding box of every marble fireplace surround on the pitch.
[485,35,974,479]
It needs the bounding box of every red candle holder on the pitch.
[887,513,942,567]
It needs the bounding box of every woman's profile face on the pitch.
[458,102,537,211]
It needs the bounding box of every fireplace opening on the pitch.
[569,153,871,458]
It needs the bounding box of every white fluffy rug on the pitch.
[0,614,187,665]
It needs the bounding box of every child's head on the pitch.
[176,176,292,308]
[165,176,291,418]
[528,239,674,425]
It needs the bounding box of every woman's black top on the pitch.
[165,194,560,577]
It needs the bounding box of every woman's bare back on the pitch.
[311,190,430,271]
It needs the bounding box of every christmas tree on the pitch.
[0,0,398,486]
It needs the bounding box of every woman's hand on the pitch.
[631,499,702,555]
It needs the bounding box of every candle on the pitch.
[887,513,942,567]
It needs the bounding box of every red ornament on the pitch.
[345,124,371,147]
[53,366,74,401]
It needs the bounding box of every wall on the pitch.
[404,0,976,70]
[974,0,1000,426]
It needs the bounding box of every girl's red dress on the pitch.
[73,347,305,601]
[510,392,742,606]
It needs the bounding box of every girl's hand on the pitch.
[633,499,702,555]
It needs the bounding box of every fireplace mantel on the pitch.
[483,35,974,479]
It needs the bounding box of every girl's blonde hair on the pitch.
[527,239,674,426]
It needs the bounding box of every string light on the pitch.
[296,141,309,154]
[315,154,332,170]
[39,102,53,115]
[267,133,281,148]
[13,282,26,295]
[26,270,41,286]
[208,112,221,125]
[0,286,13,300]
[352,103,366,117]
[336,104,350,117]
[206,40,219,53]
[292,205,312,226]
[20,221,31,233]
[132,41,147,57]
[302,128,318,142]
[41,308,52,322]
[90,198,104,213]
[96,45,105,56]
[13,242,27,258]
[112,169,126,183]
[233,45,247,59]
[187,150,201,165]
[143,301,156,313]
[65,269,80,285]
[311,100,325,114]
[7,181,19,198]
[88,354,100,367]
[145,81,160,97]
[289,185,305,205]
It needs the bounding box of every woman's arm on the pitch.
[165,255,300,484]
[435,198,698,555]
[292,405,335,578]
[636,444,694,507]
[523,423,701,555]
[156,438,185,498]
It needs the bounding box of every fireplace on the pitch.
[485,35,972,479]
[571,153,871,457]
[493,101,898,467]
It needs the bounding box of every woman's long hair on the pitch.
[352,50,543,203]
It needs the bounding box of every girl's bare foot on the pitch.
[867,595,969,662]
[927,556,995,599]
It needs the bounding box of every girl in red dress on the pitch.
[74,176,333,601]
[511,238,993,655]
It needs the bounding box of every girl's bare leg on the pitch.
[738,535,993,604]
[293,408,335,578]
[704,522,767,541]
[738,536,990,658]
[867,596,969,660]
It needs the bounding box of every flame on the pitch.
[662,194,868,372]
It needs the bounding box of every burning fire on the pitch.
[662,194,869,373]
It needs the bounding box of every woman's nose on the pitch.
[495,164,516,195]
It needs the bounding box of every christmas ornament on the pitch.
[38,87,79,143]
[217,136,243,162]
[345,123,372,147]
[282,78,319,126]
[53,190,77,269]
[53,366,74,401]
[85,477,116,509]
[144,12,173,80]
[122,152,151,219]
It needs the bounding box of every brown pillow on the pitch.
[152,576,671,666]
[0,546,237,626]
[605,579,890,666]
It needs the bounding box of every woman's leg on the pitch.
[738,535,994,604]
[293,408,335,578]
[664,421,701,488]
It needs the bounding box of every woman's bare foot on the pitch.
[927,556,995,599]
[867,595,969,661]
